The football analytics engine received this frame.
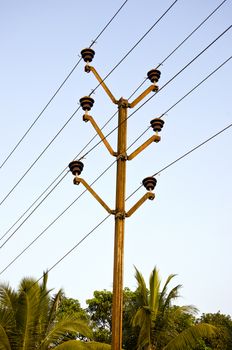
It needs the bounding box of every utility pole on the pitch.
[68,48,164,350]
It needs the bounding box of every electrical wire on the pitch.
[127,55,232,152]
[127,121,232,200]
[0,0,129,170]
[33,118,232,284]
[0,53,231,273]
[1,43,231,248]
[0,160,117,274]
[2,0,226,239]
[0,111,117,242]
[0,0,179,207]
[128,0,229,99]
[126,25,232,121]
[0,172,69,248]
[79,25,232,160]
[89,0,178,96]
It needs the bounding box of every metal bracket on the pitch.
[126,192,155,218]
[115,211,126,220]
[127,134,160,161]
[74,177,114,215]
[82,114,116,156]
[129,84,158,108]
[85,65,118,104]
[117,152,128,161]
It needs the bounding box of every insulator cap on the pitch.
[69,161,84,176]
[150,118,165,132]
[147,69,161,83]
[142,177,157,191]
[81,48,95,62]
[79,96,94,111]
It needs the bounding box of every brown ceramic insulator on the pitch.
[142,177,157,191]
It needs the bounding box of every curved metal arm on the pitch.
[86,65,118,104]
[126,192,155,218]
[83,115,116,156]
[127,134,160,161]
[129,84,158,108]
[74,177,113,214]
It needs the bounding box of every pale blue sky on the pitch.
[0,0,232,316]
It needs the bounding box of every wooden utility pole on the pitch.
[111,98,128,350]
[68,48,164,350]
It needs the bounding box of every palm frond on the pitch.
[40,317,92,349]
[54,340,111,350]
[163,323,216,350]
[163,284,182,311]
[46,289,63,329]
[159,274,176,302]
[16,278,44,349]
[0,284,18,320]
[149,267,160,319]
[0,324,11,350]
[134,266,148,307]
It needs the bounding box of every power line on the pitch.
[89,0,178,96]
[1,51,231,248]
[0,53,231,273]
[0,0,179,207]
[128,121,232,200]
[0,160,117,274]
[0,0,129,170]
[127,55,232,151]
[126,25,232,121]
[0,172,68,248]
[33,118,232,284]
[79,25,232,161]
[128,0,229,99]
[0,111,118,242]
[2,0,226,238]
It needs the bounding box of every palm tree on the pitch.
[0,273,110,350]
[132,267,215,350]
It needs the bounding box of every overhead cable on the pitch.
[0,0,179,207]
[32,118,232,284]
[129,0,229,99]
[0,54,231,272]
[1,51,231,248]
[0,0,129,169]
[2,0,226,236]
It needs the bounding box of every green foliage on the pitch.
[56,297,89,341]
[132,266,216,350]
[196,312,232,350]
[1,269,231,350]
[85,288,139,348]
[57,297,88,321]
[0,273,105,350]
[86,290,113,344]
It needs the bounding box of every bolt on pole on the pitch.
[68,48,164,350]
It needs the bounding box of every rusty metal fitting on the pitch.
[118,98,129,108]
[84,65,91,73]
[79,96,94,111]
[73,176,80,185]
[152,85,159,92]
[83,114,90,122]
[117,153,128,161]
[115,211,126,220]
[147,69,161,83]
[148,192,155,200]
[142,177,157,191]
[153,134,161,143]
[69,160,84,176]
[81,48,95,63]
